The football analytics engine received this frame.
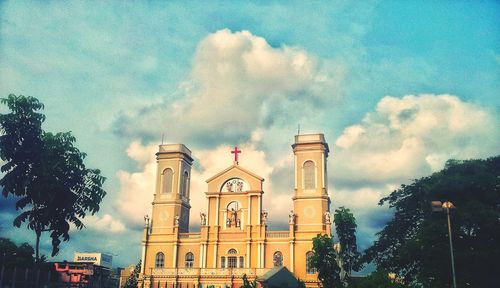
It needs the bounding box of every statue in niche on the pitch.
[200,212,207,226]
[174,215,180,226]
[261,211,268,224]
[236,219,241,228]
[289,210,296,224]
[226,218,231,227]
[324,212,331,224]
[230,208,237,224]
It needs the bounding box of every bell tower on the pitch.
[151,144,193,233]
[292,133,331,232]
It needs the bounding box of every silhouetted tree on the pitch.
[123,260,141,288]
[334,206,361,280]
[0,94,106,261]
[310,234,342,287]
[363,157,500,287]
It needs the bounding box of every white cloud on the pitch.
[330,94,500,245]
[114,29,342,144]
[116,141,157,225]
[333,94,500,186]
[84,214,126,233]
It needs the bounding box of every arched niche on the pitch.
[220,177,249,192]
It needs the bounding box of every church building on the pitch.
[140,134,332,288]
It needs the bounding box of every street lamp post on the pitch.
[431,200,457,288]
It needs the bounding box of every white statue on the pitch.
[325,212,331,224]
[261,211,268,223]
[200,212,207,226]
[174,215,180,226]
[289,210,295,224]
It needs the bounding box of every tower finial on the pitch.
[297,124,301,135]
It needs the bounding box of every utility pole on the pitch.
[443,201,457,288]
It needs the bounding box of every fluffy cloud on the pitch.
[333,94,499,188]
[113,29,341,146]
[331,94,500,245]
[116,141,158,225]
[84,214,126,233]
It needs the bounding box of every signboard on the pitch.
[74,252,113,268]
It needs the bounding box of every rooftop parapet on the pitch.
[294,133,326,144]
[158,144,192,156]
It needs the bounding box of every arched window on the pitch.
[185,252,194,268]
[227,249,237,268]
[221,256,226,268]
[162,168,173,194]
[273,251,283,267]
[303,161,315,189]
[182,171,189,197]
[155,252,165,268]
[306,251,316,274]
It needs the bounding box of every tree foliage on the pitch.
[310,234,342,288]
[363,156,500,287]
[334,206,361,278]
[123,260,141,288]
[0,237,36,268]
[351,269,407,288]
[241,274,257,288]
[0,94,106,260]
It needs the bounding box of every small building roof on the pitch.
[257,266,300,288]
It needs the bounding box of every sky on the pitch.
[0,0,499,270]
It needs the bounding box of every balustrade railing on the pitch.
[178,233,201,239]
[265,231,289,238]
[151,268,271,277]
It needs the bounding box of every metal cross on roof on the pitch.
[231,146,241,164]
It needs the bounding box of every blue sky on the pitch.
[1,1,499,270]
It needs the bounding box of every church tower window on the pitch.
[162,168,173,194]
[239,256,244,268]
[155,252,165,268]
[273,251,283,267]
[306,251,316,274]
[303,160,315,189]
[185,252,194,268]
[181,171,189,197]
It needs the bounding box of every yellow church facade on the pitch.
[140,134,332,288]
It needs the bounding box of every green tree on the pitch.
[310,234,342,288]
[363,156,500,287]
[0,238,35,267]
[123,260,141,288]
[334,206,361,280]
[0,94,107,261]
[241,273,257,288]
[351,269,407,288]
